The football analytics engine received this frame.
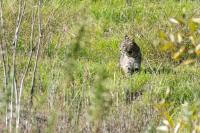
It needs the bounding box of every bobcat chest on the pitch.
[120,54,136,74]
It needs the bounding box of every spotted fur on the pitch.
[120,35,142,75]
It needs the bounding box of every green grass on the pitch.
[0,0,200,132]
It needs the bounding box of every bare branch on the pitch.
[10,0,26,132]
[12,0,26,100]
[19,5,36,110]
[16,6,36,131]
[0,0,7,90]
[12,0,26,46]
[30,0,42,106]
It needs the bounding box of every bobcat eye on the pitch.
[134,68,139,72]
[128,51,132,54]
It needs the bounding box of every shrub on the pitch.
[159,9,200,65]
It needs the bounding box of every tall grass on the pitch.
[0,0,200,132]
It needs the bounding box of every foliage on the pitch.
[157,102,200,133]
[159,9,200,65]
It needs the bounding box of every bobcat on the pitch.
[120,35,142,75]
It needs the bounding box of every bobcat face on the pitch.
[120,35,142,75]
[125,44,138,58]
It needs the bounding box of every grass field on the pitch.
[0,0,200,132]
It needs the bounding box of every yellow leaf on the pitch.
[177,33,182,43]
[181,59,196,65]
[192,18,200,24]
[169,18,180,24]
[160,42,174,51]
[188,49,194,54]
[159,31,168,40]
[169,33,175,42]
[172,47,185,60]
[189,20,197,33]
[189,36,195,45]
[195,44,200,56]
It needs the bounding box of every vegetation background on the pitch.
[0,0,200,132]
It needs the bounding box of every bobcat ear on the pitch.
[125,35,129,39]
